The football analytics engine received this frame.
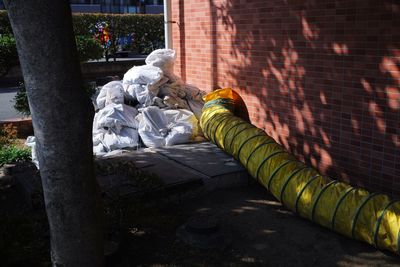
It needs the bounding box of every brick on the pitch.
[172,0,400,198]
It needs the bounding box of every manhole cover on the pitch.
[176,214,225,249]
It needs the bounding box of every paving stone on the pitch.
[14,142,250,206]
[152,142,246,177]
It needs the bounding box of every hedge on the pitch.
[72,13,165,55]
[0,34,104,76]
[0,11,12,34]
[0,11,164,55]
[0,34,17,76]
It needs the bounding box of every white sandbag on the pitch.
[122,65,168,107]
[124,84,156,107]
[138,106,198,148]
[96,88,107,110]
[138,107,168,148]
[123,65,164,87]
[92,129,104,145]
[145,49,179,81]
[94,103,139,132]
[93,143,106,155]
[105,82,125,106]
[25,136,39,169]
[163,109,199,146]
[96,81,125,109]
[92,103,140,154]
[102,127,139,151]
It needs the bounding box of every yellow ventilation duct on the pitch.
[200,88,400,255]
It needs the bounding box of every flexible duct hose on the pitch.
[200,88,400,255]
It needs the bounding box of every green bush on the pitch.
[0,34,17,76]
[75,35,103,62]
[0,123,31,167]
[13,82,30,116]
[0,145,31,166]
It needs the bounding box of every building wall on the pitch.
[171,0,400,197]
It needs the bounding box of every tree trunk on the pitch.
[4,1,104,266]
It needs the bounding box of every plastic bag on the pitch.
[145,49,179,81]
[92,103,140,154]
[102,127,139,151]
[94,103,139,132]
[123,65,168,107]
[138,106,199,148]
[25,136,39,169]
[123,65,164,87]
[96,81,125,110]
[164,109,199,146]
[124,84,153,107]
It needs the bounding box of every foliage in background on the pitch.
[75,35,103,62]
[0,124,31,167]
[13,81,97,117]
[0,11,164,56]
[13,82,30,116]
[0,11,164,71]
[72,13,164,55]
[89,21,113,60]
[0,34,17,76]
[0,11,12,34]
[0,124,17,148]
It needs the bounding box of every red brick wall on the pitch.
[171,0,400,197]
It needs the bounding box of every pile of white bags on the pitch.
[25,49,204,166]
[93,82,140,155]
[92,49,205,155]
[122,49,205,118]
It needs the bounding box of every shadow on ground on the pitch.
[105,184,399,266]
[1,169,399,266]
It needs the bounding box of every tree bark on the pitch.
[4,1,104,266]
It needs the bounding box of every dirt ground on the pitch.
[1,171,400,266]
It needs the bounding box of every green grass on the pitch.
[0,145,31,167]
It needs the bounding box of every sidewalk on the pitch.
[0,86,24,121]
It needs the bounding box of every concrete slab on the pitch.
[152,142,245,177]
[12,142,250,207]
[96,149,207,200]
[98,142,250,198]
[152,142,250,191]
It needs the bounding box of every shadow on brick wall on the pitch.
[208,0,399,197]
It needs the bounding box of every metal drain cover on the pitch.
[176,214,224,249]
